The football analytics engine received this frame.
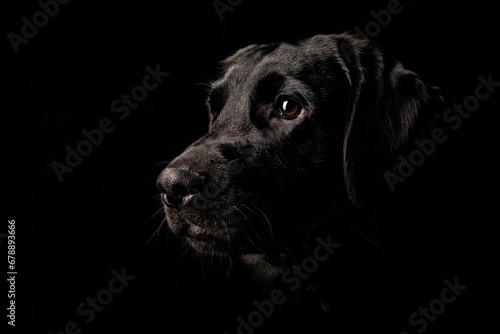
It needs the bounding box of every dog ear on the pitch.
[336,34,444,207]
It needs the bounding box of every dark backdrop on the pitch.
[4,0,498,333]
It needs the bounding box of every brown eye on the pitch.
[273,96,302,120]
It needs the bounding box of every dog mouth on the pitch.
[163,204,239,255]
[161,193,281,257]
[156,155,290,257]
[182,219,225,241]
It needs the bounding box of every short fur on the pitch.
[156,33,444,310]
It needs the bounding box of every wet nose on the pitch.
[156,167,205,208]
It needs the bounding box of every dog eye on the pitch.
[273,96,302,120]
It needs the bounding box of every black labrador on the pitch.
[156,33,443,311]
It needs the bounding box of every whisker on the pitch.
[180,245,191,259]
[239,203,259,218]
[225,261,233,278]
[209,249,215,268]
[239,204,269,242]
[195,81,213,88]
[151,205,165,218]
[245,203,291,253]
[348,224,384,251]
[154,160,172,167]
[224,158,242,165]
[250,204,274,241]
[200,257,206,278]
[242,229,258,248]
[220,218,231,250]
[246,223,263,241]
[145,217,167,246]
[231,205,248,220]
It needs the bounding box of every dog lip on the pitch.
[186,222,203,236]
[184,219,209,238]
[184,220,226,242]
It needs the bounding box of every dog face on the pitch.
[156,33,443,261]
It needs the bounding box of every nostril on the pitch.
[156,181,166,193]
[166,184,190,207]
[172,184,189,198]
[157,167,204,209]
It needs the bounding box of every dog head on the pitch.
[156,33,443,261]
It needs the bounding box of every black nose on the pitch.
[156,167,204,208]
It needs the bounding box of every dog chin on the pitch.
[165,211,235,257]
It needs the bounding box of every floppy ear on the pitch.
[336,34,444,207]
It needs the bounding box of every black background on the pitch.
[4,0,498,333]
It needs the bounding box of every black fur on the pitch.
[156,33,444,309]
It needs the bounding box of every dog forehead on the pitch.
[213,42,314,91]
[212,33,355,94]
